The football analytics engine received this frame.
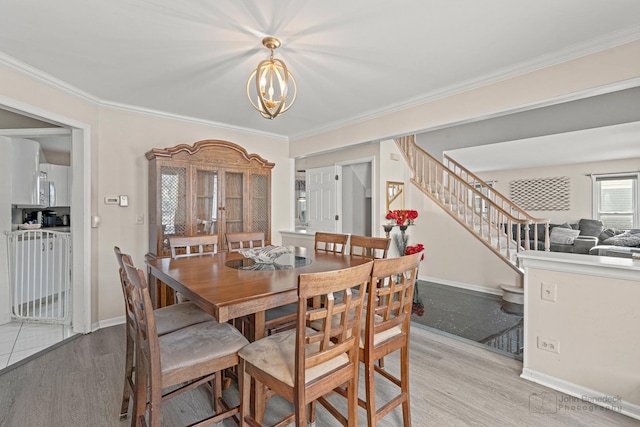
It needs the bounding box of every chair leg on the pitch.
[400,347,411,426]
[239,359,251,426]
[132,354,147,427]
[148,369,163,427]
[364,361,376,427]
[308,401,316,426]
[213,372,223,414]
[295,394,307,427]
[347,377,358,427]
[120,331,134,419]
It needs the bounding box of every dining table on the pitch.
[146,245,370,421]
[146,245,370,341]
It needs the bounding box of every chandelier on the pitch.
[246,37,297,119]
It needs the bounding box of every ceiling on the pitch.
[1,1,640,142]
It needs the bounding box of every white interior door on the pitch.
[306,166,338,232]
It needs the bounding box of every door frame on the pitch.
[0,95,92,334]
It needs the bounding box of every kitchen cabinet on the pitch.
[146,140,273,258]
[40,163,71,207]
[11,138,41,206]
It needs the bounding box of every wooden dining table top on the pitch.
[146,246,370,325]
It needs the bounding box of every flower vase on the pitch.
[411,268,424,316]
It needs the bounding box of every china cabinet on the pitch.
[146,140,273,259]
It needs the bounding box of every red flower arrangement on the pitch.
[406,243,425,316]
[385,209,419,226]
[405,243,424,258]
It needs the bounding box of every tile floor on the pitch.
[0,321,75,370]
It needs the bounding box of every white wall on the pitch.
[291,40,640,159]
[477,157,640,224]
[96,108,292,321]
[341,162,371,236]
[2,39,640,324]
[0,137,13,323]
[0,63,291,325]
[407,183,522,292]
[520,252,640,419]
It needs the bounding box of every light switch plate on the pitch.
[119,195,129,207]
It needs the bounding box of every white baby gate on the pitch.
[7,230,71,323]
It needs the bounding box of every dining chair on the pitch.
[314,232,349,255]
[225,231,297,337]
[238,261,373,427]
[169,234,219,258]
[226,231,265,252]
[349,235,391,259]
[347,235,391,368]
[355,252,422,427]
[114,247,216,420]
[168,235,219,302]
[123,257,249,427]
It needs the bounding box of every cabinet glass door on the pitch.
[251,173,269,236]
[224,171,244,234]
[194,168,218,235]
[160,166,187,254]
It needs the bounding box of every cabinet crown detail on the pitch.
[145,139,274,169]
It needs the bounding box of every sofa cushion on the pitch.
[550,228,581,245]
[602,231,640,247]
[578,219,604,238]
[599,228,616,241]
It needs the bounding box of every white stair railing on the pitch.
[394,136,550,272]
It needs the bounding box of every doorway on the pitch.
[0,99,91,337]
[303,158,373,236]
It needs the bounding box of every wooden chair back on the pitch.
[367,252,421,342]
[114,247,136,327]
[314,232,349,255]
[169,235,218,258]
[122,258,159,376]
[114,246,137,418]
[239,260,373,426]
[360,252,422,426]
[349,235,390,259]
[225,231,265,252]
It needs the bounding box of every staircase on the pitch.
[394,135,550,275]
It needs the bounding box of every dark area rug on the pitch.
[411,281,523,360]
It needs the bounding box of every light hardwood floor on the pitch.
[0,323,635,426]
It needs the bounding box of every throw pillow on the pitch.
[598,228,616,241]
[578,218,604,238]
[550,228,581,245]
[603,232,640,247]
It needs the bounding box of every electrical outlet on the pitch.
[136,214,144,225]
[537,336,559,353]
[541,282,557,302]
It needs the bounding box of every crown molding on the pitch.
[0,52,100,105]
[2,23,639,144]
[99,101,289,141]
[290,24,640,142]
[0,52,288,142]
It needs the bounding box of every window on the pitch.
[592,173,639,229]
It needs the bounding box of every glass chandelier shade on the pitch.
[246,37,297,119]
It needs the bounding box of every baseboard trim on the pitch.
[92,316,125,332]
[420,275,503,296]
[521,368,640,421]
